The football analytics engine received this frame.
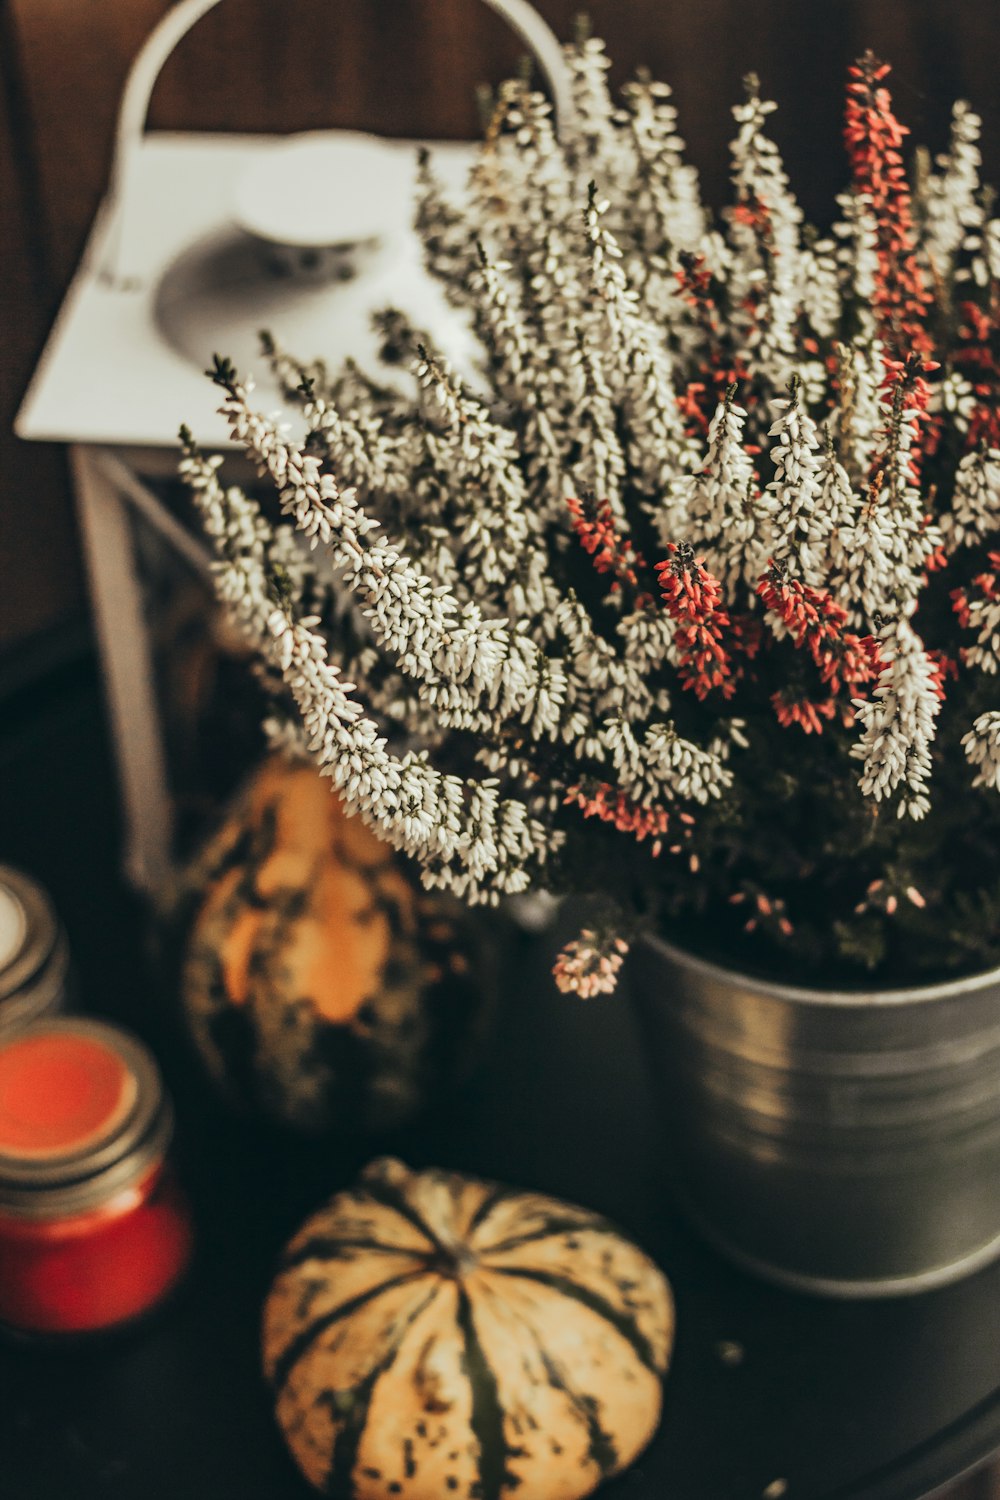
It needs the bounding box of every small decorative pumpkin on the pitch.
[263,1158,674,1500]
[180,758,488,1133]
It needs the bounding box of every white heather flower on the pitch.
[468,247,533,406]
[412,351,557,620]
[831,371,941,627]
[833,338,885,484]
[478,97,586,460]
[640,723,735,804]
[415,146,475,306]
[216,379,563,737]
[467,245,566,525]
[727,80,803,386]
[480,84,576,281]
[941,446,1000,553]
[582,189,691,496]
[616,608,677,685]
[853,614,941,820]
[986,219,1000,281]
[828,485,899,630]
[564,31,620,182]
[798,234,841,340]
[260,335,334,404]
[963,712,1000,791]
[188,449,558,899]
[921,101,984,272]
[940,370,978,437]
[599,716,733,808]
[552,596,659,733]
[834,192,879,341]
[761,382,830,586]
[667,392,766,597]
[617,75,705,255]
[962,578,1000,675]
[816,417,861,587]
[565,332,628,518]
[815,427,861,550]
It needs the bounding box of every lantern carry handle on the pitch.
[98,0,575,286]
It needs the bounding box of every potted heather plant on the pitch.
[181,35,1000,1295]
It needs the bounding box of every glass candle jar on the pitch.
[0,865,71,1035]
[0,1018,194,1336]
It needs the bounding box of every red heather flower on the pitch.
[758,563,882,729]
[674,254,752,429]
[674,256,721,434]
[923,538,949,575]
[873,352,940,484]
[565,782,671,854]
[968,401,1000,453]
[731,199,772,235]
[845,53,934,359]
[566,494,652,603]
[954,300,1000,450]
[952,586,972,630]
[656,542,736,700]
[679,380,710,434]
[674,252,715,308]
[952,552,1000,638]
[730,197,773,326]
[770,691,837,736]
[926,648,959,702]
[970,552,999,597]
[729,611,765,660]
[879,355,937,414]
[729,886,795,938]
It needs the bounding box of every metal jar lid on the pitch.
[0,1018,173,1220]
[0,865,70,1031]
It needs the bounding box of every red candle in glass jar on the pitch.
[0,1018,194,1335]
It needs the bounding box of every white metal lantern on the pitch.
[17,0,573,895]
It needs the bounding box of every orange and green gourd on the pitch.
[263,1158,674,1500]
[181,758,487,1133]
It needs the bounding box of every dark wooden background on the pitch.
[2,0,1000,654]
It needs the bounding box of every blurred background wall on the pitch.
[3,0,1000,669]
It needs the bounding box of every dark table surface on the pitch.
[2,652,1000,1500]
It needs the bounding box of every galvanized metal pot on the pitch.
[630,932,1000,1298]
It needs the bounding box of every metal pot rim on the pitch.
[639,929,1000,1008]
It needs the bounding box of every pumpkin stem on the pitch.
[431,1241,479,1279]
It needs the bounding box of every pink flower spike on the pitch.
[553,930,630,998]
[566,494,651,603]
[657,542,736,700]
[844,52,934,359]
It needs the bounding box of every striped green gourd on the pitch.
[263,1158,673,1499]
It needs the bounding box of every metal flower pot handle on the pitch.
[98,0,574,286]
